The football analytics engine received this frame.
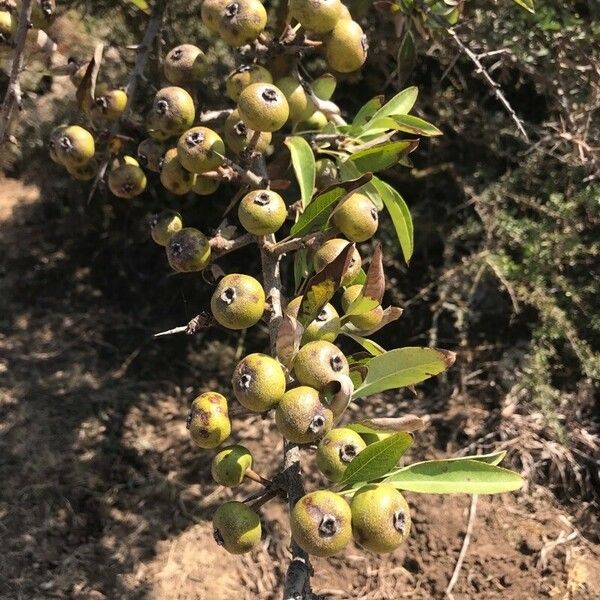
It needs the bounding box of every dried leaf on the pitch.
[363,243,385,303]
[358,415,425,433]
[322,374,355,421]
[276,314,303,368]
[76,43,104,110]
[359,305,404,336]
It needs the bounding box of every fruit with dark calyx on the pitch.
[237,83,289,133]
[313,239,361,286]
[238,189,287,235]
[284,297,340,344]
[224,109,272,155]
[316,427,366,482]
[226,64,273,102]
[150,210,183,246]
[333,192,378,242]
[151,86,195,136]
[293,340,349,390]
[166,227,211,272]
[177,127,225,174]
[164,44,208,85]
[213,501,261,554]
[232,353,286,412]
[211,274,266,330]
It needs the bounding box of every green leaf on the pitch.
[352,347,456,400]
[349,140,417,173]
[293,249,310,293]
[363,114,442,137]
[361,87,419,132]
[313,73,337,100]
[511,0,534,13]
[349,96,385,134]
[383,459,524,494]
[444,451,507,466]
[343,295,380,317]
[124,0,151,12]
[285,136,316,209]
[342,332,386,355]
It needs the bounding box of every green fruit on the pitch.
[338,2,352,19]
[177,127,225,174]
[217,0,267,46]
[55,125,95,168]
[201,0,229,33]
[293,340,349,390]
[146,111,172,141]
[315,158,338,188]
[238,189,287,235]
[0,10,16,47]
[192,175,220,195]
[108,160,147,198]
[160,148,196,194]
[164,44,208,85]
[316,428,366,482]
[213,501,261,554]
[238,83,289,132]
[232,353,286,412]
[137,138,165,172]
[313,238,361,286]
[211,274,265,330]
[275,76,314,122]
[341,284,383,330]
[166,227,211,272]
[150,209,183,246]
[299,110,327,131]
[187,392,231,448]
[152,86,195,135]
[224,109,272,154]
[333,192,378,242]
[289,0,342,34]
[67,158,99,181]
[350,484,411,553]
[290,490,352,557]
[275,386,333,444]
[284,297,340,344]
[325,19,368,73]
[89,89,128,121]
[211,445,253,486]
[226,64,273,102]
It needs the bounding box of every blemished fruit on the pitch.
[224,109,272,155]
[316,428,367,482]
[0,10,16,47]
[315,158,338,188]
[238,83,289,132]
[192,175,220,195]
[150,210,183,246]
[238,189,287,235]
[67,158,99,181]
[341,284,383,330]
[350,484,411,553]
[90,89,128,121]
[211,274,266,330]
[231,353,286,412]
[333,192,378,242]
[275,386,333,444]
[201,0,230,33]
[160,148,196,194]
[284,297,340,344]
[137,138,165,172]
[146,111,172,141]
[325,20,368,73]
[275,76,314,122]
[48,125,67,164]
[108,159,147,198]
[164,44,207,85]
[187,392,231,448]
[211,445,253,486]
[313,238,361,286]
[226,64,273,102]
[177,127,225,174]
[55,125,95,168]
[152,87,195,135]
[213,501,261,554]
[166,227,211,271]
[217,0,267,46]
[288,0,342,34]
[293,340,349,390]
[290,490,352,557]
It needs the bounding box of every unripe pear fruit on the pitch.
[137,138,165,172]
[224,109,272,155]
[275,76,314,122]
[312,73,337,101]
[299,110,328,131]
[211,445,253,486]
[350,484,411,553]
[201,0,230,33]
[211,274,265,330]
[316,428,366,482]
[275,386,333,444]
[333,192,378,242]
[313,238,361,286]
[192,175,220,195]
[232,353,286,412]
[285,297,340,344]
[67,158,99,181]
[160,148,196,194]
[166,227,211,272]
[55,125,95,168]
[0,10,16,46]
[341,284,383,330]
[325,20,368,73]
[226,64,273,102]
[152,86,195,135]
[238,83,289,132]
[187,392,231,448]
[177,127,225,174]
[149,210,183,246]
[213,501,261,554]
[108,158,147,199]
[48,125,66,164]
[315,158,338,188]
[290,490,352,557]
[293,340,349,390]
[217,0,267,46]
[338,2,351,19]
[90,89,128,121]
[238,189,287,235]
[164,44,208,85]
[289,0,342,34]
[146,111,172,141]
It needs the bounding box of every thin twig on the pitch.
[267,231,328,257]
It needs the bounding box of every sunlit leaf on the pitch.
[363,243,385,302]
[124,0,151,13]
[358,305,403,336]
[285,136,316,209]
[349,140,417,173]
[361,86,419,133]
[276,314,303,368]
[349,96,385,134]
[76,43,104,110]
[362,114,442,137]
[349,415,425,433]
[511,0,534,13]
[342,332,386,355]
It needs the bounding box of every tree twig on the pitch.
[267,231,328,257]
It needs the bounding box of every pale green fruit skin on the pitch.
[226,64,273,102]
[211,274,266,330]
[90,89,128,121]
[56,125,95,168]
[67,158,99,181]
[238,83,289,133]
[313,238,361,286]
[315,158,338,188]
[232,353,286,412]
[160,148,196,194]
[350,484,411,553]
[238,189,287,235]
[285,297,340,344]
[137,138,165,172]
[338,2,352,19]
[316,428,367,482]
[275,76,314,122]
[333,192,378,242]
[211,445,253,486]
[213,501,261,554]
[150,210,183,246]
[289,0,342,34]
[152,86,195,135]
[341,284,383,330]
[192,175,220,195]
[291,490,352,557]
[188,392,231,448]
[201,0,230,33]
[325,20,368,73]
[166,227,211,272]
[293,340,349,390]
[164,44,207,85]
[177,127,225,174]
[0,10,17,46]
[299,110,327,131]
[224,109,272,154]
[275,386,333,444]
[108,163,147,198]
[217,0,267,46]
